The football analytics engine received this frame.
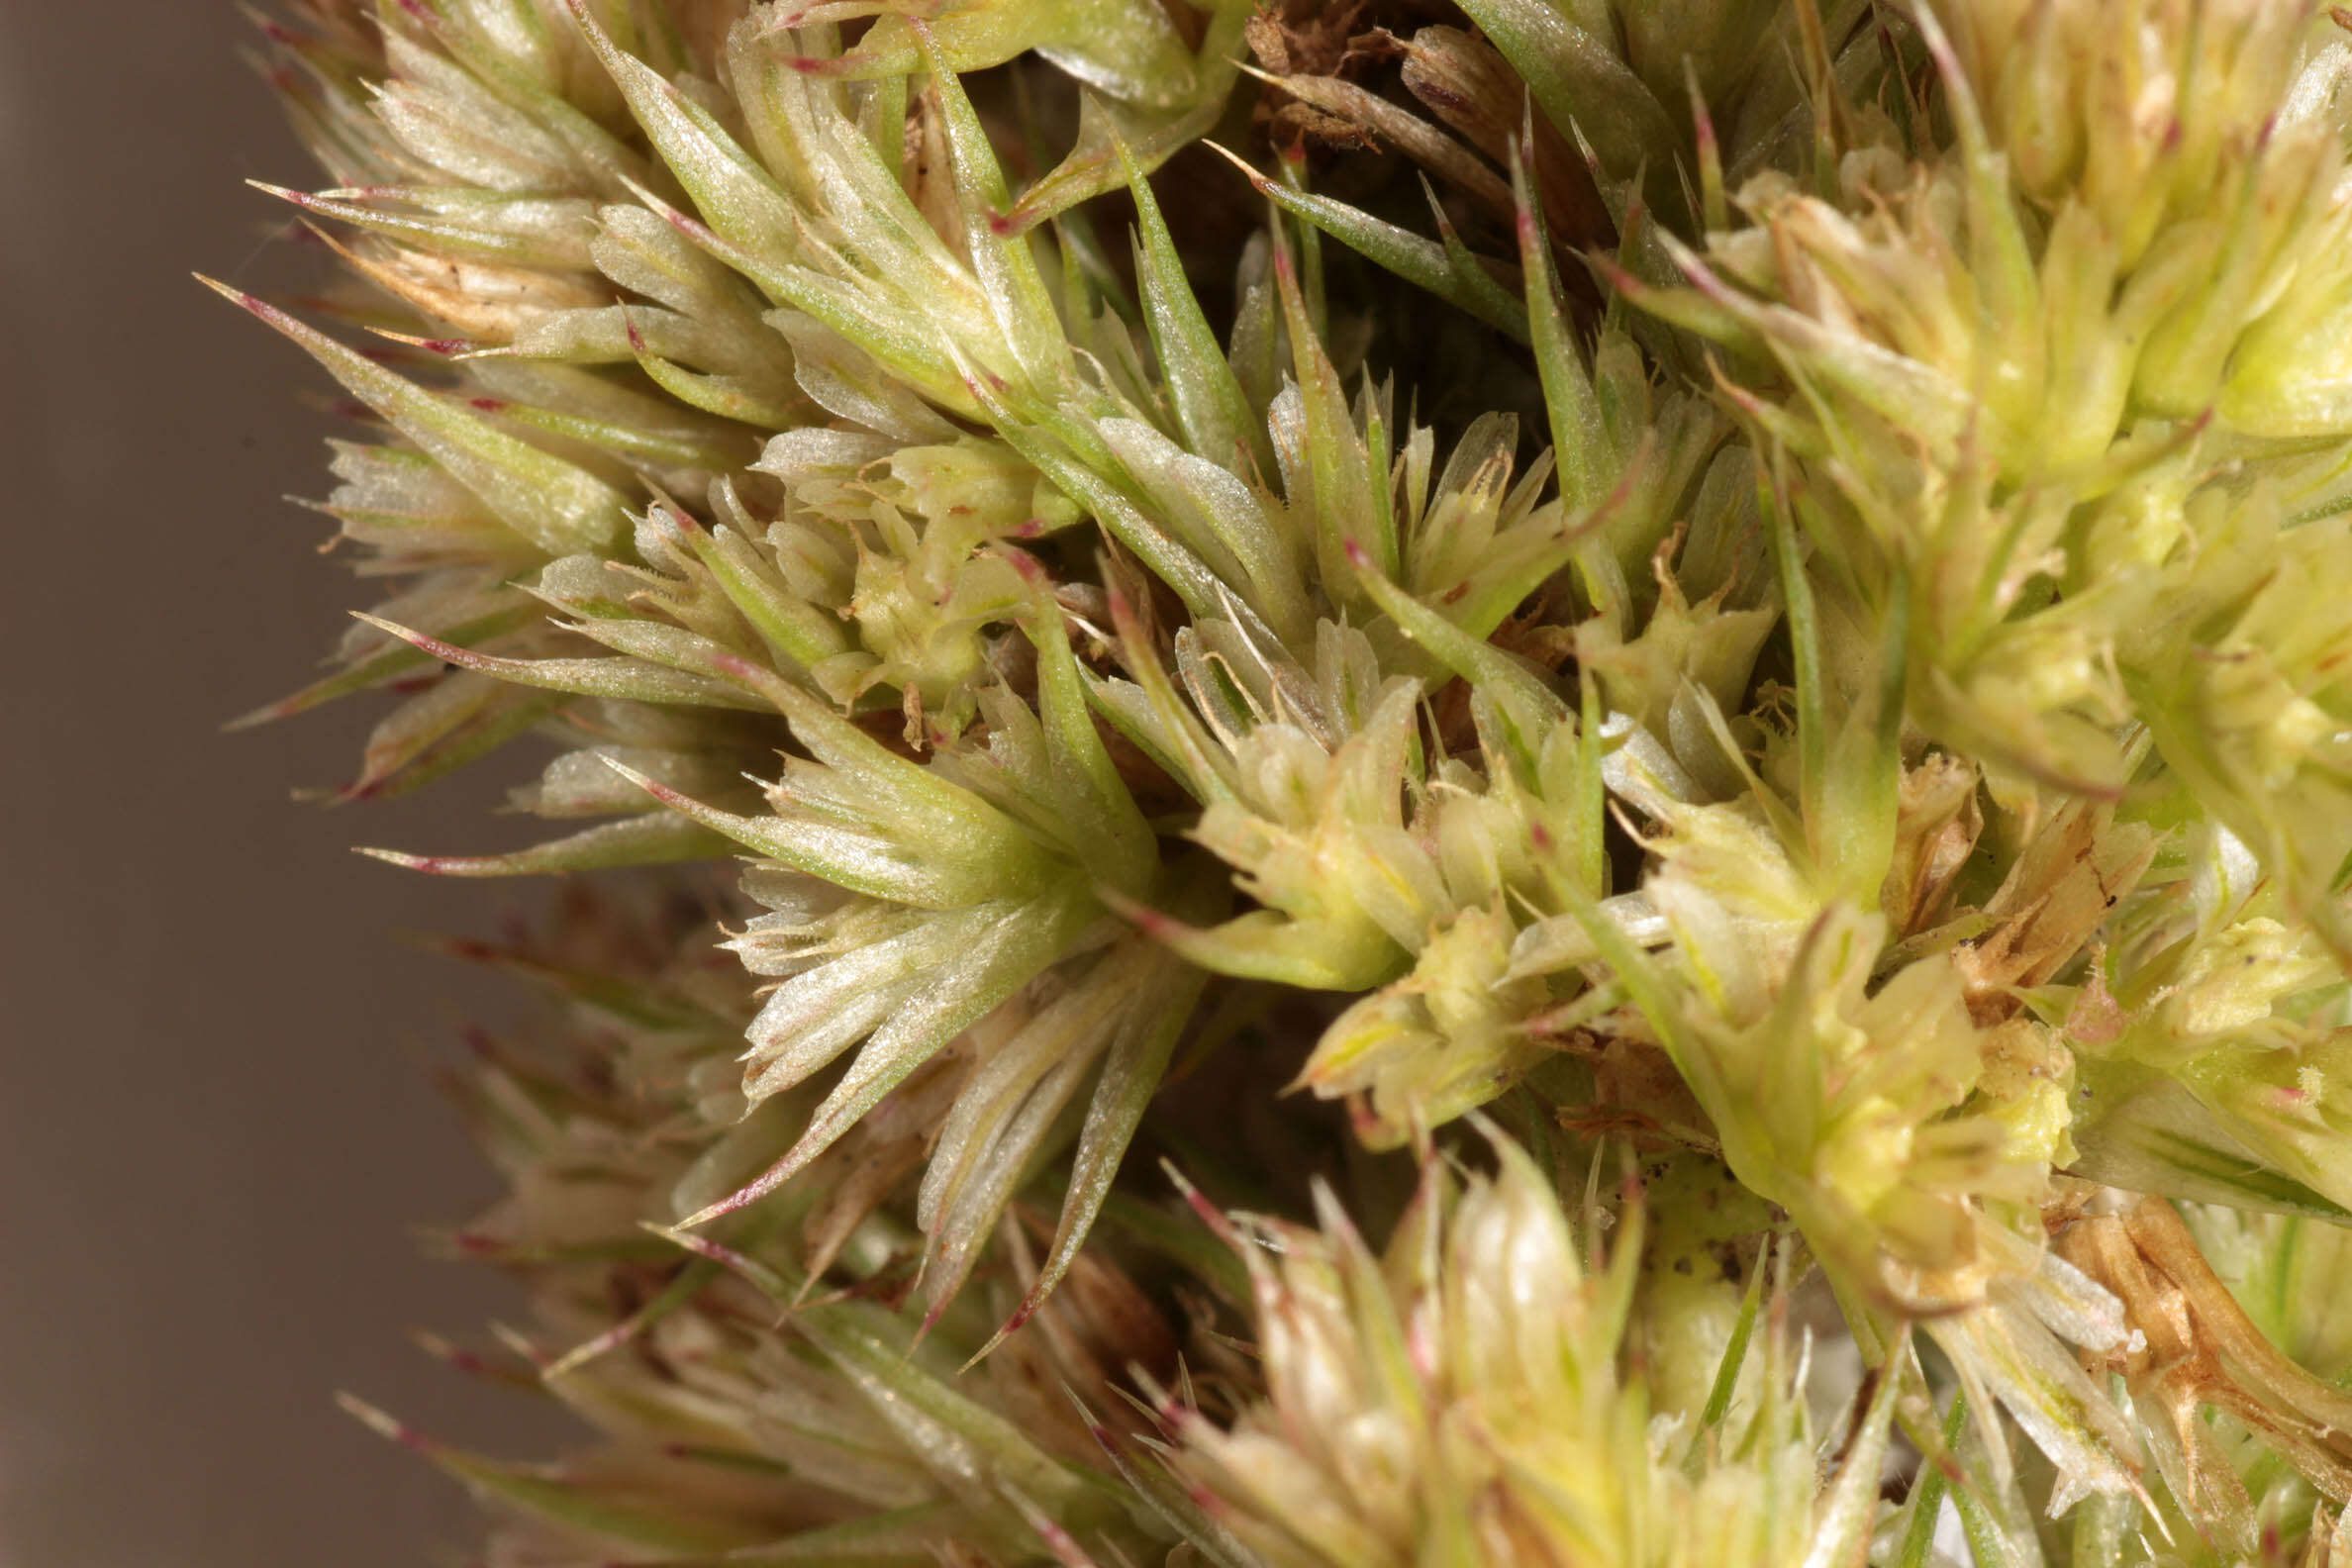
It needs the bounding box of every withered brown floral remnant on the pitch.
[214,0,2352,1561]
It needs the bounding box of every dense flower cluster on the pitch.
[218,0,2352,1562]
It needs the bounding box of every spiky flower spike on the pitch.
[217,0,2352,1562]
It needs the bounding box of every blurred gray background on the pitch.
[2,4,571,1561]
